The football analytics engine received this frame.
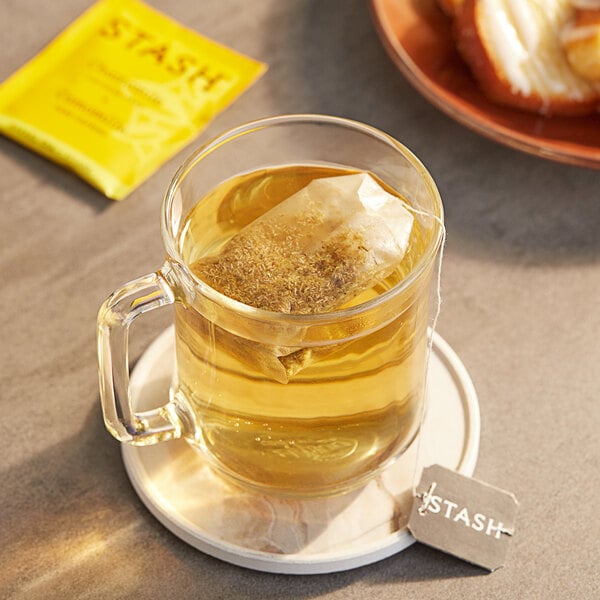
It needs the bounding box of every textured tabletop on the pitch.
[1,1,598,598]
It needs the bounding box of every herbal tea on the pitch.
[174,165,434,495]
[97,116,444,499]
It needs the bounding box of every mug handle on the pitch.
[97,272,182,445]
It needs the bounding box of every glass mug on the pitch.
[97,114,444,497]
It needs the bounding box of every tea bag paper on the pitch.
[193,173,414,382]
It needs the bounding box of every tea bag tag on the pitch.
[408,465,519,572]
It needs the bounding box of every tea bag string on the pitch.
[402,202,446,339]
[402,203,447,493]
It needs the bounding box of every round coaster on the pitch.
[123,327,480,574]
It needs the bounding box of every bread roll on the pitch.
[455,0,599,115]
[562,1,600,82]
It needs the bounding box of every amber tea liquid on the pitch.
[174,165,433,496]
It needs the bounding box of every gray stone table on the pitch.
[1,1,598,598]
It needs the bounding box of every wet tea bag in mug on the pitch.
[192,173,415,382]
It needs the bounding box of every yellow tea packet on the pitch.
[0,0,266,199]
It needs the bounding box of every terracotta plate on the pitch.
[370,0,600,169]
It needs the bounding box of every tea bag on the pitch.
[192,173,414,382]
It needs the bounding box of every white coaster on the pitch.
[123,327,480,574]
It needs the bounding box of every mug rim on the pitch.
[162,113,444,325]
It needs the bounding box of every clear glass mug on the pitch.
[97,114,444,497]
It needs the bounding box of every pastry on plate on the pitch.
[561,0,600,82]
[454,0,599,116]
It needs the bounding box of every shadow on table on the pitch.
[0,397,483,600]
[261,0,600,267]
[0,136,110,213]
[0,402,145,600]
